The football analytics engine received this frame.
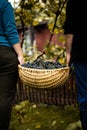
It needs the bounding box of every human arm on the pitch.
[63,0,74,66]
[2,1,24,64]
[13,43,24,65]
[65,34,73,66]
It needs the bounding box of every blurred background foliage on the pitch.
[13,0,68,65]
[14,0,67,31]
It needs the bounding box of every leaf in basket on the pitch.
[59,57,66,65]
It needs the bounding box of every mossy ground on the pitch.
[9,100,81,130]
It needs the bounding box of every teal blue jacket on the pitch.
[0,0,19,47]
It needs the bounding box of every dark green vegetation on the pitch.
[9,100,81,130]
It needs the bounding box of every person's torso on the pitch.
[71,34,87,62]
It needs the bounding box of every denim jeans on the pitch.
[74,62,87,130]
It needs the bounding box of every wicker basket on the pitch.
[18,64,70,88]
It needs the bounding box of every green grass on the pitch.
[9,100,81,130]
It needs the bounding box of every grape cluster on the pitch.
[21,59,65,69]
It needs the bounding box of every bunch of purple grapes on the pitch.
[21,59,65,69]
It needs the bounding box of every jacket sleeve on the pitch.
[63,0,75,34]
[2,1,20,45]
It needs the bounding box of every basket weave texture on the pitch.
[18,64,70,88]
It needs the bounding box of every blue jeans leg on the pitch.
[74,62,87,130]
